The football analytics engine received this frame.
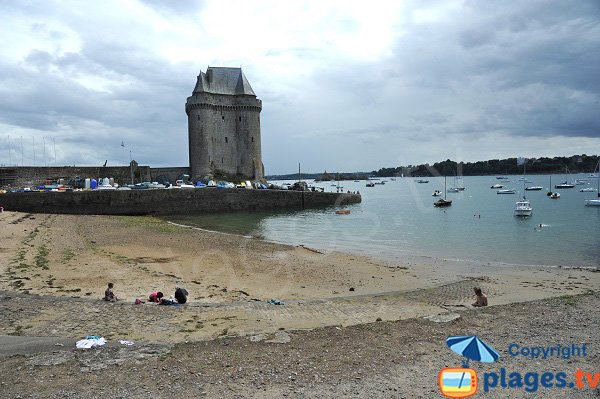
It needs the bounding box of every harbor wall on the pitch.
[0,189,361,215]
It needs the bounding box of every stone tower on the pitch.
[186,67,263,181]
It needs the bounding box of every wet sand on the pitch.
[0,210,598,341]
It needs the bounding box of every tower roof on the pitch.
[192,67,256,96]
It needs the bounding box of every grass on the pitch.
[34,244,49,270]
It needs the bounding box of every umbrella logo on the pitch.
[439,336,500,398]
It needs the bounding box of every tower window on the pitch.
[225,137,228,143]
[239,116,242,121]
[251,137,254,143]
[222,116,225,121]
[221,157,224,163]
[197,115,200,120]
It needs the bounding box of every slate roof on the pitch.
[193,67,256,96]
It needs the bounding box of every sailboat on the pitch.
[585,161,600,207]
[547,175,560,198]
[555,166,575,189]
[434,176,452,207]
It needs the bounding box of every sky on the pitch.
[1,0,599,174]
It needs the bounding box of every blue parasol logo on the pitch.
[447,335,500,367]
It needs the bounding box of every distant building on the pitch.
[185,67,263,181]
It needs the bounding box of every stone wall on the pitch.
[0,189,361,215]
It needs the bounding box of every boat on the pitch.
[416,179,429,183]
[575,179,589,185]
[365,180,375,187]
[585,161,600,207]
[497,189,516,194]
[491,183,504,189]
[555,167,575,188]
[580,187,596,192]
[432,190,442,196]
[447,187,460,193]
[434,176,452,207]
[335,209,351,215]
[94,177,116,190]
[525,186,543,191]
[514,164,533,216]
[550,192,560,199]
[514,197,533,217]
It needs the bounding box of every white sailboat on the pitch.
[585,161,600,207]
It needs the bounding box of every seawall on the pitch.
[0,189,361,215]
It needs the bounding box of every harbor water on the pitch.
[166,175,600,268]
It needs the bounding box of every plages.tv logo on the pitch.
[439,336,500,398]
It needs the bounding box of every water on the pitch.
[165,175,600,268]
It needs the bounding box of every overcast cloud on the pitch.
[1,0,598,174]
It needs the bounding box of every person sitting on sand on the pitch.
[148,291,164,303]
[472,287,488,307]
[104,282,117,301]
[174,287,188,304]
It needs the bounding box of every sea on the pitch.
[165,174,600,268]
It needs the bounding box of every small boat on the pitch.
[365,180,375,187]
[497,189,516,194]
[434,176,452,207]
[575,179,589,185]
[447,187,460,193]
[95,177,116,190]
[550,192,560,199]
[584,161,600,206]
[514,197,533,217]
[525,186,543,191]
[432,190,442,196]
[555,167,575,188]
[580,187,596,192]
[416,179,429,183]
[335,209,351,215]
[491,183,504,189]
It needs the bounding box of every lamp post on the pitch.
[130,150,134,185]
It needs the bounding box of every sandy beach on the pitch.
[0,210,599,397]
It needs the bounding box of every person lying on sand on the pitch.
[472,287,488,307]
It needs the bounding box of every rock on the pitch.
[266,331,291,344]
[424,313,461,323]
[349,287,355,292]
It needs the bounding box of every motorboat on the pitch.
[580,187,596,192]
[447,187,460,193]
[416,179,429,183]
[525,186,543,191]
[366,180,375,187]
[432,190,442,196]
[95,178,116,190]
[575,179,589,185]
[491,184,504,189]
[514,197,533,217]
[497,189,516,194]
[550,192,560,199]
[335,209,351,215]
